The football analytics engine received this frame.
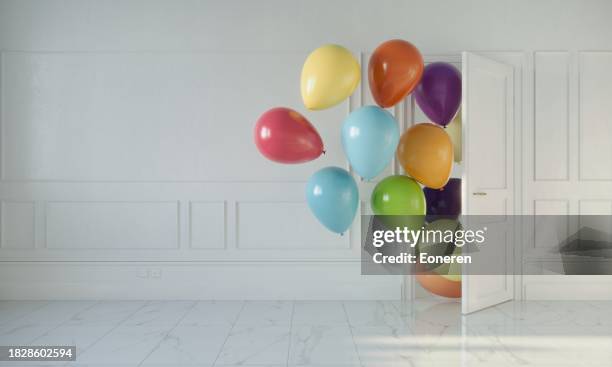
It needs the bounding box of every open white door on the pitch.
[462,52,515,314]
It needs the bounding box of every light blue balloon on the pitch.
[306,166,359,234]
[341,105,400,180]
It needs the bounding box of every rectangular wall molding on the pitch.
[533,200,569,249]
[579,52,612,181]
[578,199,612,215]
[578,200,612,235]
[188,201,226,249]
[45,201,179,249]
[533,199,570,215]
[534,51,570,181]
[0,201,35,249]
[235,201,350,250]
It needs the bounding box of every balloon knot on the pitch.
[322,150,326,155]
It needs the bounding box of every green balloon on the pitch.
[371,175,426,215]
[370,175,426,232]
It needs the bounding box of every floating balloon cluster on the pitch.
[254,40,463,297]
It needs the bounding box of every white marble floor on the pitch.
[0,300,611,366]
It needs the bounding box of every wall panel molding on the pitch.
[534,51,570,181]
[188,201,226,249]
[235,201,351,250]
[578,51,612,181]
[532,199,569,250]
[0,200,35,249]
[578,199,612,215]
[44,201,180,250]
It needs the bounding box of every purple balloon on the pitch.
[414,62,461,127]
[424,178,461,221]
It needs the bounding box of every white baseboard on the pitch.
[523,275,612,300]
[0,262,402,300]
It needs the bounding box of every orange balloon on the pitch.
[416,273,461,298]
[397,123,453,189]
[368,39,424,108]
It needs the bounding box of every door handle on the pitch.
[472,192,487,196]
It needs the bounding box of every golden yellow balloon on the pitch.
[445,110,462,163]
[301,44,360,110]
[397,123,453,189]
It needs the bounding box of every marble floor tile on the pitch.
[123,300,195,327]
[215,324,291,365]
[288,325,360,366]
[0,323,57,345]
[0,301,49,325]
[178,301,244,326]
[410,299,462,324]
[141,324,232,365]
[31,324,117,354]
[19,301,96,326]
[235,301,293,326]
[65,301,147,326]
[0,300,611,366]
[76,325,169,364]
[343,301,402,328]
[402,301,463,338]
[0,302,98,346]
[292,301,348,325]
[351,325,418,366]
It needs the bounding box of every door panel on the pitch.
[462,52,515,314]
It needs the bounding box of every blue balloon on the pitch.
[306,167,359,234]
[341,105,400,180]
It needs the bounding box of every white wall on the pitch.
[0,0,611,299]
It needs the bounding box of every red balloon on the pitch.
[254,107,324,164]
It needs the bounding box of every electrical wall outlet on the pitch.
[137,268,162,279]
[150,268,162,278]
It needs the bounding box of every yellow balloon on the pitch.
[301,44,360,110]
[445,111,462,163]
